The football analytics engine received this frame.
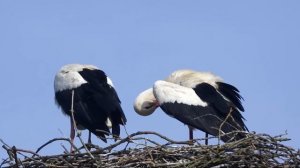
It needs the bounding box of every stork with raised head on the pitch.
[134,70,247,143]
[54,64,127,148]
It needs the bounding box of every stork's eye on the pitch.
[143,102,154,109]
[144,105,152,109]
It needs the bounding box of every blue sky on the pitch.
[1,1,299,159]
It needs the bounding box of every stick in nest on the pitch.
[1,131,300,167]
[70,90,94,159]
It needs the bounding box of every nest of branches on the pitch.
[1,131,300,168]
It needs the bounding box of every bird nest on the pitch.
[1,131,300,167]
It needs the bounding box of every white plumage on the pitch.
[153,80,208,106]
[165,70,222,88]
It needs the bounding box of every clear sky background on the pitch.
[1,1,299,159]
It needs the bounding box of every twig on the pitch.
[11,146,19,167]
[12,147,40,157]
[218,107,234,144]
[70,90,94,159]
[35,137,77,155]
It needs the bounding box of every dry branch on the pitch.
[1,131,299,167]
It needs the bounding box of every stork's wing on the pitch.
[78,68,127,137]
[153,81,247,142]
[160,102,245,142]
[193,83,230,115]
[216,82,244,112]
[193,83,248,131]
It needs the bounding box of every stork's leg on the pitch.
[189,127,193,140]
[88,131,92,144]
[86,131,92,151]
[205,132,208,145]
[188,126,194,145]
[70,117,75,152]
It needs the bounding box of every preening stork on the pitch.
[134,70,248,143]
[54,64,127,146]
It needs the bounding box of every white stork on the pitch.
[134,70,247,143]
[54,64,127,147]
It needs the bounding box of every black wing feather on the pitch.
[194,83,248,131]
[193,83,248,133]
[216,82,244,112]
[160,102,246,142]
[79,68,127,134]
[193,83,230,116]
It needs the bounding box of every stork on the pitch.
[54,64,127,149]
[134,70,247,144]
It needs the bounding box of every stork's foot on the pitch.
[69,145,75,154]
[188,139,194,146]
[84,143,92,151]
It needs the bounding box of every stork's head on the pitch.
[134,88,159,116]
